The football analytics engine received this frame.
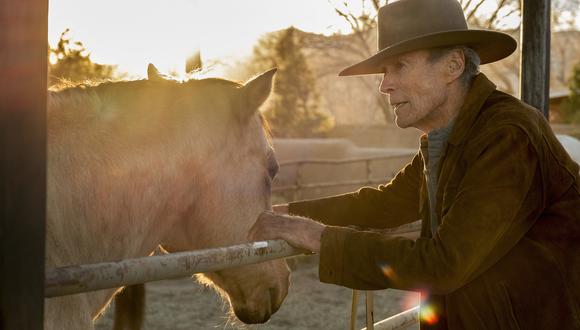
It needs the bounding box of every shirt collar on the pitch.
[429,116,456,140]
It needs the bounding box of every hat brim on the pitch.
[338,30,517,76]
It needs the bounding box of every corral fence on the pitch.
[45,232,422,330]
[273,151,416,201]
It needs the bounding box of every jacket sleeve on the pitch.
[287,152,423,229]
[318,125,542,293]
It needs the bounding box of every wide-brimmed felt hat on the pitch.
[339,0,517,76]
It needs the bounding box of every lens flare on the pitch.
[380,263,399,283]
[400,291,421,311]
[420,304,439,325]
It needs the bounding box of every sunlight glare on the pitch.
[420,304,439,325]
[49,0,348,77]
[380,263,399,283]
[400,291,420,311]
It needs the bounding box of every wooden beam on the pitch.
[0,0,48,329]
[520,0,551,119]
[45,240,304,297]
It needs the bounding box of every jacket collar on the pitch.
[447,73,497,146]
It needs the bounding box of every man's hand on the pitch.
[249,211,325,253]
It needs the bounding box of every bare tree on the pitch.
[463,0,579,93]
[551,31,580,88]
[48,29,122,86]
[315,0,392,123]
[461,0,519,29]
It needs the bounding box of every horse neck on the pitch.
[47,92,202,268]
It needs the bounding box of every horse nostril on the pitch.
[234,307,271,324]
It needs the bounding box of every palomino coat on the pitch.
[289,74,580,329]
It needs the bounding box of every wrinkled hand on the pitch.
[249,211,325,253]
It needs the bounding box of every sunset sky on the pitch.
[48,0,357,77]
[48,1,577,78]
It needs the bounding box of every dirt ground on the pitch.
[94,255,420,330]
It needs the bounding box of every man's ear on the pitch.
[446,49,465,83]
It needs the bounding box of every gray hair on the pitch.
[427,46,481,87]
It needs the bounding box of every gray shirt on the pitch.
[420,119,456,236]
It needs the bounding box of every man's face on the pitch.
[379,50,450,132]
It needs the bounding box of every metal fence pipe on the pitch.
[350,289,360,330]
[362,306,419,330]
[45,240,305,298]
[278,152,416,167]
[273,178,394,193]
[365,291,375,329]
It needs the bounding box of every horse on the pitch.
[45,64,290,329]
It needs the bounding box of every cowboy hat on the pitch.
[339,0,517,76]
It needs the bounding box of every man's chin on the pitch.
[394,117,410,129]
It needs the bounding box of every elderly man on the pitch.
[250,0,580,328]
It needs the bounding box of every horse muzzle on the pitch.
[233,285,287,324]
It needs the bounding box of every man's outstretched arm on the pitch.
[279,152,424,229]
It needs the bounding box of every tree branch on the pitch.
[486,0,508,28]
[464,0,484,22]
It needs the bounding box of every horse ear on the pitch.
[239,68,277,118]
[185,52,202,74]
[147,63,166,81]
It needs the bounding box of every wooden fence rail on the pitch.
[46,240,306,297]
[273,152,416,200]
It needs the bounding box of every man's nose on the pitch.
[379,74,394,94]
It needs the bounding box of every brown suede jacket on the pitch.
[289,74,580,329]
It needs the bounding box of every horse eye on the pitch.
[268,160,279,179]
[266,152,279,179]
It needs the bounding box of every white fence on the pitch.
[273,151,416,201]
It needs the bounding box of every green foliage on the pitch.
[48,29,120,86]
[561,62,580,124]
[252,27,334,138]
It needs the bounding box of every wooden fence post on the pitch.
[0,0,48,328]
[520,0,551,119]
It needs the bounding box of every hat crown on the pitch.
[379,0,468,50]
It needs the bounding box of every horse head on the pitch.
[146,65,290,324]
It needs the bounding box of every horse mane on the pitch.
[47,77,241,122]
[49,77,241,106]
[47,76,272,144]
